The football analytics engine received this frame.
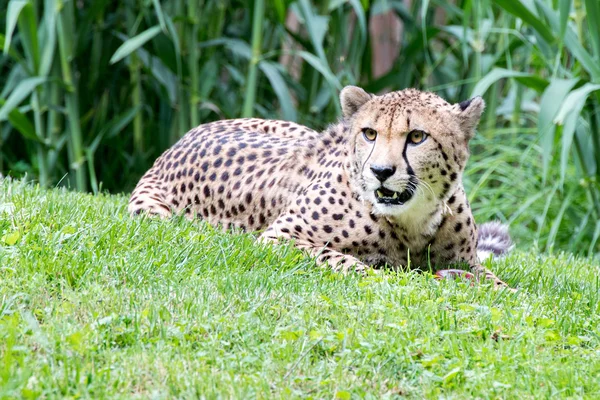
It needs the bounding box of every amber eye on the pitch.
[409,130,427,144]
[362,128,377,142]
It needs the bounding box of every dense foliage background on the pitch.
[1,0,600,255]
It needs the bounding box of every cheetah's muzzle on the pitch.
[374,187,413,205]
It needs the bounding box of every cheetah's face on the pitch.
[340,86,484,217]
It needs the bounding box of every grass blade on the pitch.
[554,83,600,185]
[110,25,162,64]
[537,0,600,81]
[0,98,37,141]
[546,190,573,252]
[152,0,168,33]
[0,76,46,122]
[554,84,600,124]
[258,61,297,121]
[11,0,41,73]
[538,78,579,183]
[39,0,57,76]
[559,0,570,39]
[585,0,600,61]
[471,68,547,97]
[588,220,600,257]
[297,0,328,62]
[3,0,30,54]
[493,0,554,43]
[294,51,342,90]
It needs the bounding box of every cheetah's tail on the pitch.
[477,221,513,262]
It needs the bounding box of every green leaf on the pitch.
[441,25,474,44]
[554,84,600,124]
[588,220,600,257]
[0,63,26,98]
[471,68,548,97]
[297,0,329,61]
[585,0,600,60]
[538,78,579,183]
[347,0,367,47]
[163,12,181,58]
[558,0,570,39]
[0,99,38,141]
[135,42,178,105]
[554,83,600,184]
[2,230,20,245]
[39,0,58,76]
[4,0,30,54]
[328,0,346,10]
[272,0,287,23]
[151,0,167,33]
[290,43,341,114]
[19,1,40,70]
[537,1,600,82]
[546,190,573,251]
[88,106,141,155]
[56,0,75,64]
[0,76,47,121]
[110,25,162,64]
[544,330,561,342]
[443,367,462,385]
[198,59,219,99]
[335,391,351,400]
[200,38,251,60]
[258,61,297,121]
[493,0,554,43]
[294,50,342,90]
[574,123,596,181]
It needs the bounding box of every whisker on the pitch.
[413,177,436,198]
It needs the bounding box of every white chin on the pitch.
[368,195,411,216]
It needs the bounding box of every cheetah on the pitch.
[129,86,512,287]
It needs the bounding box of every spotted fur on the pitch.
[129,87,511,287]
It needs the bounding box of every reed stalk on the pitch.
[56,0,86,191]
[242,0,265,118]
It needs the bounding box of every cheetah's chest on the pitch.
[290,179,440,269]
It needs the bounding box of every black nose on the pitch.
[370,165,396,182]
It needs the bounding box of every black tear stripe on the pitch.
[402,137,419,189]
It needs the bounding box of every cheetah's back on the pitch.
[129,118,317,231]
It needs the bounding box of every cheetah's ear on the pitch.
[340,86,373,118]
[454,96,485,138]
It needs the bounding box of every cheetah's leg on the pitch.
[258,232,369,274]
[128,170,172,218]
[470,264,512,290]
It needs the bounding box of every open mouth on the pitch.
[374,187,413,205]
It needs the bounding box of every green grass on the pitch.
[1,178,600,398]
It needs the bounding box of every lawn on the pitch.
[1,178,599,398]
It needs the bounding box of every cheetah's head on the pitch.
[340,86,484,218]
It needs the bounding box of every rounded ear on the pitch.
[453,96,485,139]
[340,86,373,118]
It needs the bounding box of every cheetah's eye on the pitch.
[408,130,427,145]
[362,128,377,142]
